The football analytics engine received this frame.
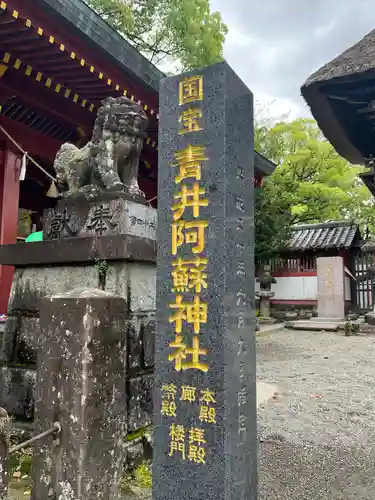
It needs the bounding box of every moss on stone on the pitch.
[120,460,152,493]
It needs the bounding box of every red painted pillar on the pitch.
[0,148,20,313]
[254,175,264,188]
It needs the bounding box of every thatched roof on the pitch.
[301,29,375,165]
[303,30,375,87]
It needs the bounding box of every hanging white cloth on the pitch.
[19,152,27,181]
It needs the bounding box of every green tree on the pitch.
[255,118,373,228]
[86,0,227,70]
[255,183,292,264]
[254,117,375,262]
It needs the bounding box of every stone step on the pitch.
[285,321,340,331]
[285,319,364,331]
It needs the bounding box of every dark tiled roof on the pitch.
[254,152,276,176]
[288,221,360,252]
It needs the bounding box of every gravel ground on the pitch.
[11,328,375,499]
[258,328,375,499]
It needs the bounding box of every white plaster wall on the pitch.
[255,276,317,301]
[255,274,352,302]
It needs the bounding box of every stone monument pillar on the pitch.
[286,256,352,331]
[317,256,345,320]
[155,62,256,500]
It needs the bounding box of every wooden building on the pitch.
[301,29,375,181]
[0,0,274,312]
[301,29,375,311]
[257,221,362,317]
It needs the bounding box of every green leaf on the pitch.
[255,118,373,263]
[85,0,227,70]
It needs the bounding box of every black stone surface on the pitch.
[155,62,256,500]
[0,316,39,364]
[15,318,40,364]
[127,318,143,371]
[7,279,43,315]
[142,318,155,368]
[127,315,156,372]
[0,367,35,420]
[128,374,153,432]
[0,234,156,266]
[0,316,19,363]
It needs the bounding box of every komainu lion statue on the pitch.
[54,96,149,198]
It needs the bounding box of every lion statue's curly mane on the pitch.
[54,96,149,198]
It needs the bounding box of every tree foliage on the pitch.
[86,0,227,70]
[254,118,373,262]
[255,184,292,264]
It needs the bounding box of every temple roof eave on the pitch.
[36,0,164,93]
[301,81,365,165]
[301,28,375,165]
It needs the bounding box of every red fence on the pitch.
[271,255,317,275]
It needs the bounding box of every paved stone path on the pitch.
[258,328,375,499]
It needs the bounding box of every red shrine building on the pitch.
[0,0,274,313]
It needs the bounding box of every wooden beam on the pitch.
[66,87,111,97]
[8,45,66,60]
[43,72,106,84]
[0,114,63,161]
[17,54,75,69]
[0,18,18,31]
[0,30,39,44]
[7,0,158,109]
[2,69,94,131]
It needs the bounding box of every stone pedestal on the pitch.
[0,193,156,445]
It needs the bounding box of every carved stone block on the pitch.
[43,196,156,241]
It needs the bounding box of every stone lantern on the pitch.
[256,265,277,324]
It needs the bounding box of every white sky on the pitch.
[212,0,375,120]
